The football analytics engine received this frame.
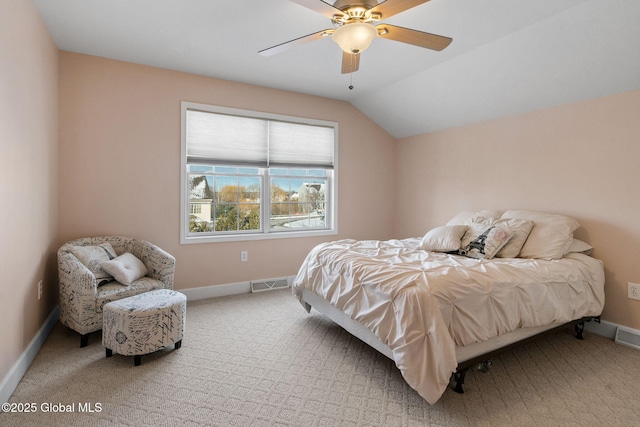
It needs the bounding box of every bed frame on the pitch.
[451,315,599,393]
[301,288,600,394]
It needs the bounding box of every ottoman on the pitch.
[102,289,186,366]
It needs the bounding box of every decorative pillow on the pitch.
[70,243,117,286]
[418,225,468,252]
[458,223,513,260]
[565,239,593,255]
[485,218,534,258]
[101,252,148,285]
[446,210,503,226]
[501,210,580,260]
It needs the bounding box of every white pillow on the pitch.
[501,210,580,260]
[458,223,513,260]
[418,225,468,252]
[446,210,503,226]
[565,239,593,255]
[70,243,117,286]
[101,252,148,285]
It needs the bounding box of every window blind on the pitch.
[186,110,268,166]
[186,109,334,168]
[268,121,334,168]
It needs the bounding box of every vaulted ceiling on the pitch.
[33,0,640,138]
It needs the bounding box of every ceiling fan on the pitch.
[259,0,452,74]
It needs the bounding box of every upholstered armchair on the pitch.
[58,236,176,347]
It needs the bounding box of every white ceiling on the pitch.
[33,0,640,138]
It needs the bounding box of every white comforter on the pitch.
[291,238,605,404]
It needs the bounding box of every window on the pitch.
[181,102,338,243]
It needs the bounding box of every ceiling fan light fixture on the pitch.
[332,22,377,54]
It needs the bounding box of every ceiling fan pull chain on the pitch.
[349,55,355,90]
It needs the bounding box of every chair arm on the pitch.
[130,239,176,290]
[57,250,99,298]
[57,249,100,332]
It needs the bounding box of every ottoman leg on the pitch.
[175,340,182,350]
[80,334,89,348]
[106,348,113,358]
[134,355,142,366]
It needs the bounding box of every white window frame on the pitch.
[180,101,338,244]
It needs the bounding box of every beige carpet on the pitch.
[3,289,640,426]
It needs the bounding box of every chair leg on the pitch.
[106,348,112,358]
[80,334,89,348]
[175,340,182,349]
[134,355,142,366]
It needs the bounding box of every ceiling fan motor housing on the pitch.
[334,0,379,11]
[333,0,379,22]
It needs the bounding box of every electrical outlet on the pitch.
[240,251,248,262]
[629,283,640,300]
[38,280,43,300]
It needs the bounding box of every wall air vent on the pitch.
[250,277,290,293]
[615,326,640,350]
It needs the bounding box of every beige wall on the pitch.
[0,0,59,380]
[395,90,640,329]
[58,52,397,290]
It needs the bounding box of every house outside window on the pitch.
[181,102,338,243]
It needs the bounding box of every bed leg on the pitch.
[453,369,467,394]
[574,322,585,340]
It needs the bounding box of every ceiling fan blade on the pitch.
[341,51,360,74]
[369,0,431,20]
[259,29,332,56]
[290,0,346,19]
[377,24,452,51]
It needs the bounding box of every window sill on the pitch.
[180,228,338,244]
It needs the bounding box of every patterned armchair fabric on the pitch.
[58,236,175,343]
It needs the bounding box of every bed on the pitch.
[291,210,605,404]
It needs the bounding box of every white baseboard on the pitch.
[584,318,619,339]
[0,306,59,404]
[180,275,295,301]
[585,318,640,347]
[180,281,251,300]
